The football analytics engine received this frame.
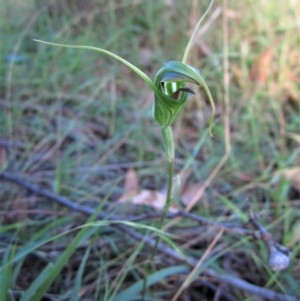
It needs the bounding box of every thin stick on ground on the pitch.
[127,211,261,239]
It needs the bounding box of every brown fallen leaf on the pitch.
[123,168,139,193]
[119,189,179,213]
[119,169,213,212]
[180,182,203,206]
[118,169,179,212]
[282,168,300,192]
[273,168,300,192]
[250,47,273,84]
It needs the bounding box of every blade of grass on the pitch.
[182,0,214,64]
[19,188,109,301]
[20,217,104,301]
[218,195,248,222]
[71,244,91,301]
[108,239,146,301]
[114,265,189,301]
[0,243,16,301]
[13,216,181,301]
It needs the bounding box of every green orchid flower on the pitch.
[153,60,215,129]
[152,60,215,162]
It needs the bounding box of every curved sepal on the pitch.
[153,61,215,134]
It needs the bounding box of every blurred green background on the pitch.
[0,0,299,300]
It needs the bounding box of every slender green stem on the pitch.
[155,155,174,236]
[152,126,175,255]
[142,126,175,300]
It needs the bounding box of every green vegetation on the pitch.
[0,0,299,300]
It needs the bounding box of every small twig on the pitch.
[126,211,260,239]
[248,203,290,271]
[0,209,75,217]
[206,268,298,301]
[248,204,271,239]
[0,139,27,149]
[1,171,298,301]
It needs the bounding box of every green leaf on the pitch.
[108,240,146,301]
[19,195,107,301]
[33,40,157,93]
[20,263,54,301]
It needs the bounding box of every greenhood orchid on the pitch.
[153,60,215,130]
[33,1,216,282]
[33,40,215,212]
